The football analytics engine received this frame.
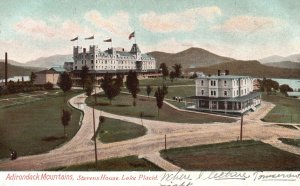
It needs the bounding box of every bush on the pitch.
[44,82,54,90]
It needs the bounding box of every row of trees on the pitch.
[258,77,293,96]
[159,63,182,82]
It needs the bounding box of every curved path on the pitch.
[0,92,300,170]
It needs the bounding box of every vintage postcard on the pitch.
[0,0,300,185]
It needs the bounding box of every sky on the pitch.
[0,0,299,63]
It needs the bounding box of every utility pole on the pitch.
[165,134,167,150]
[92,106,98,169]
[94,74,97,104]
[5,52,8,86]
[240,113,243,141]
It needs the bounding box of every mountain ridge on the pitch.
[148,47,235,68]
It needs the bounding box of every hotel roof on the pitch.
[197,75,251,79]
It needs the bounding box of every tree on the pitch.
[146,85,152,99]
[85,77,94,96]
[140,112,144,126]
[162,84,168,95]
[154,87,164,117]
[100,73,121,104]
[30,72,36,84]
[172,64,182,78]
[279,84,293,96]
[159,63,169,80]
[116,74,124,87]
[189,72,198,79]
[58,72,72,92]
[80,66,89,88]
[258,78,279,95]
[61,109,71,138]
[169,71,175,82]
[44,82,54,90]
[125,70,140,106]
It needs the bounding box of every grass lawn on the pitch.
[160,140,300,170]
[262,93,300,123]
[136,85,195,100]
[86,93,235,124]
[0,90,83,159]
[278,138,300,148]
[139,77,194,87]
[98,117,147,143]
[48,155,163,171]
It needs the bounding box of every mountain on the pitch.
[286,54,300,62]
[264,61,300,69]
[0,59,27,67]
[25,54,73,68]
[259,54,300,64]
[148,47,235,69]
[0,62,45,78]
[186,60,300,79]
[259,55,287,64]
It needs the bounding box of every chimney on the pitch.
[225,70,229,75]
[5,52,8,86]
[83,48,86,53]
[218,70,221,76]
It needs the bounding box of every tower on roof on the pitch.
[130,44,141,54]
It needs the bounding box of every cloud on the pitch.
[213,15,282,33]
[84,10,132,37]
[14,18,56,38]
[14,18,92,40]
[139,6,222,33]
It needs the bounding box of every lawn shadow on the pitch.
[42,136,65,142]
[95,102,111,106]
[114,104,131,107]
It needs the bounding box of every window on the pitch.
[91,60,94,64]
[210,80,216,86]
[201,90,204,95]
[224,91,227,96]
[201,80,204,86]
[210,90,216,96]
[224,80,227,86]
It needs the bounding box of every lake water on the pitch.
[257,78,300,91]
[0,76,30,83]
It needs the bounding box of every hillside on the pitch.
[148,47,235,68]
[264,61,300,69]
[25,54,73,68]
[0,62,44,78]
[186,60,300,79]
[259,54,300,63]
[0,59,27,67]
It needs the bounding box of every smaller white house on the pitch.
[186,70,261,114]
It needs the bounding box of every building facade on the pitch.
[186,70,261,115]
[34,69,60,85]
[72,44,156,72]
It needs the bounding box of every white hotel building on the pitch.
[186,70,261,114]
[72,44,156,72]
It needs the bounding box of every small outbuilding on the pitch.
[34,69,60,85]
